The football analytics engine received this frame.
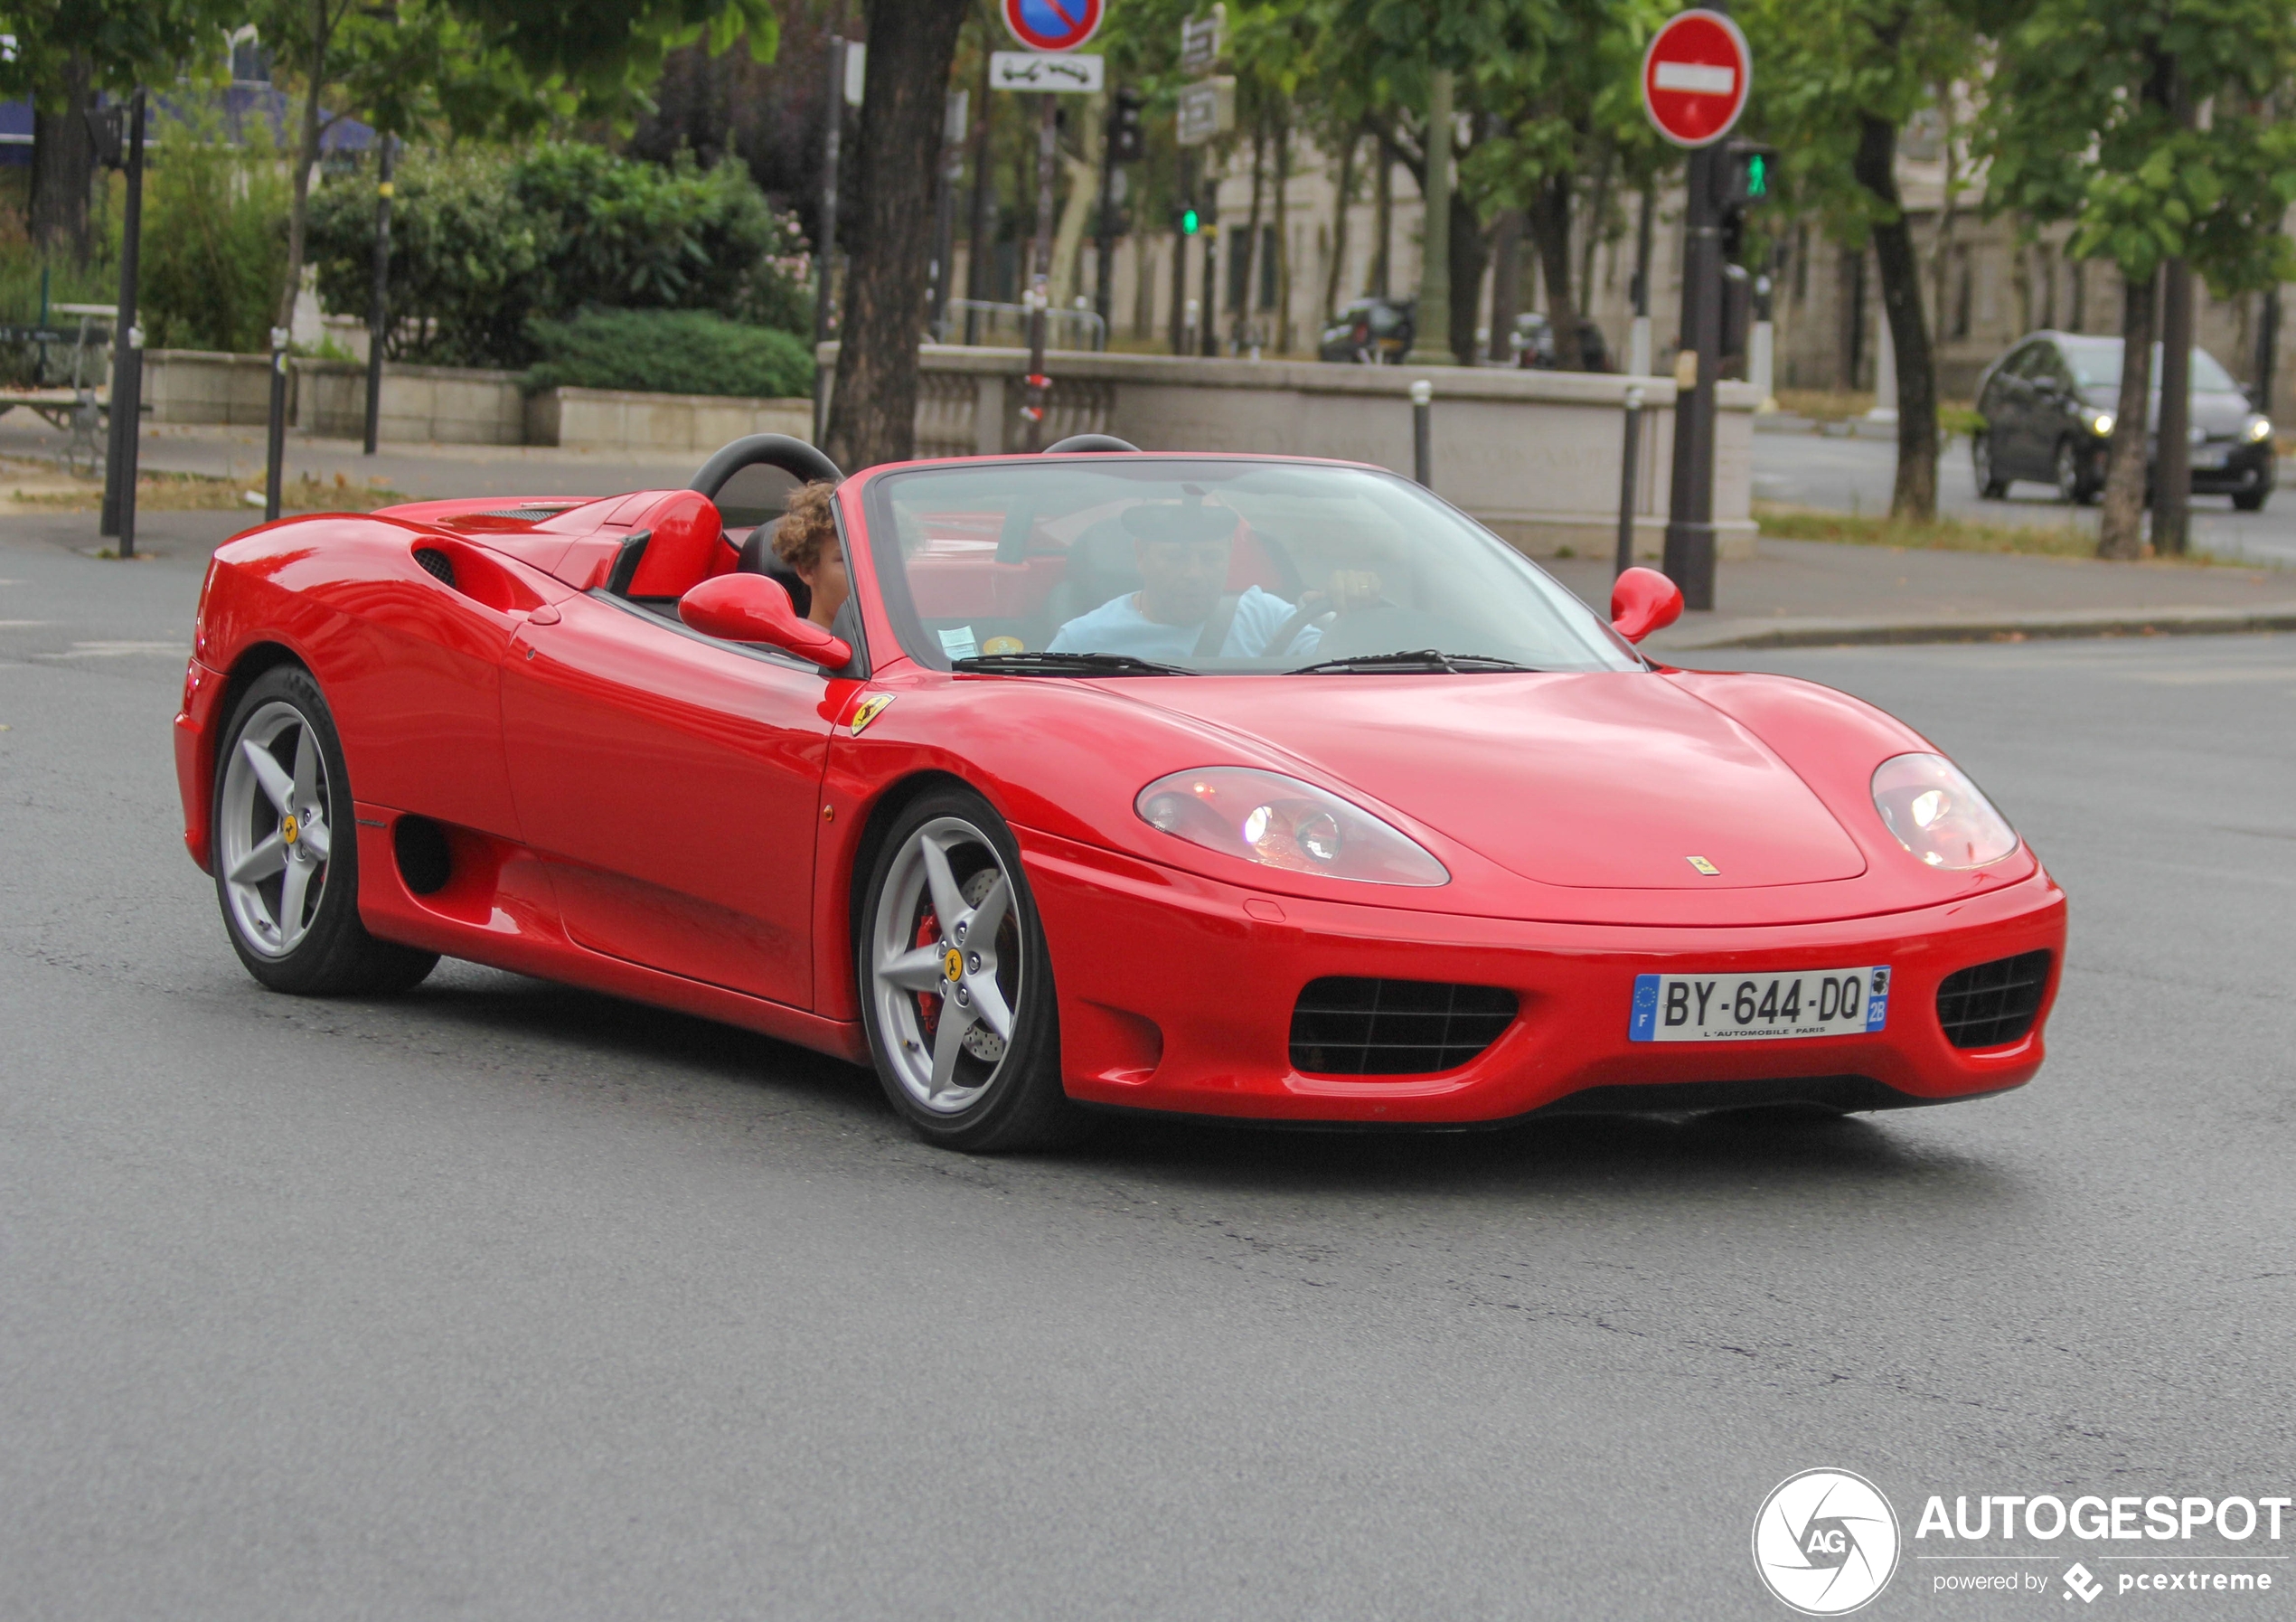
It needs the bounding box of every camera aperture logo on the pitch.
[1754,1468,1903,1615]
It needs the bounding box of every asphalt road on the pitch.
[1752,427,2296,568]
[5,511,2293,1619]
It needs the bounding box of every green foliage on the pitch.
[522,307,813,398]
[0,0,225,100]
[1978,0,2296,293]
[139,128,289,354]
[306,143,810,369]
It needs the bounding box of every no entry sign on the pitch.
[1003,0,1104,52]
[1642,9,1751,147]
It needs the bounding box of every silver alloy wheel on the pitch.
[2055,440,2082,503]
[870,816,1021,1115]
[218,698,334,958]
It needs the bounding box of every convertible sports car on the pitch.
[174,433,2065,1151]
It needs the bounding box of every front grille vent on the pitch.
[413,547,456,589]
[1935,949,2051,1049]
[1290,977,1517,1076]
[477,504,577,521]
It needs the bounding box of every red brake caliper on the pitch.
[912,909,941,1038]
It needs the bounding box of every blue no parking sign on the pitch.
[1003,0,1104,52]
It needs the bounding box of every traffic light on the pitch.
[1178,203,1200,236]
[1107,89,1146,165]
[1714,141,1777,212]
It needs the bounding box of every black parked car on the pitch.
[1319,296,1414,363]
[1972,332,2274,510]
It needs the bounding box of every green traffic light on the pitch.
[1181,207,1200,235]
[1747,155,1767,196]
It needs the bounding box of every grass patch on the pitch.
[1755,500,2113,560]
[1769,388,1983,439]
[7,467,409,514]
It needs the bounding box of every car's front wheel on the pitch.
[1972,431,2008,499]
[857,787,1079,1152]
[212,665,438,995]
[2054,439,2096,505]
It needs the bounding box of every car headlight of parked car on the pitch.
[2088,410,2115,438]
[2244,414,2273,443]
[1136,767,1450,886]
[1870,753,2018,870]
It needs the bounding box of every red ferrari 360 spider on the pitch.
[174,434,2065,1151]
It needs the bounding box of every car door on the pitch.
[499,589,836,1010]
[1989,344,2042,476]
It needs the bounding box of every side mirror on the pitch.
[679,572,852,668]
[1610,566,1684,644]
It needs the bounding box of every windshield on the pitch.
[2058,338,2241,394]
[862,459,1642,675]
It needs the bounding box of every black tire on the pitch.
[2234,488,2269,512]
[2053,439,2096,505]
[855,786,1082,1153]
[1972,432,2008,499]
[212,665,438,996]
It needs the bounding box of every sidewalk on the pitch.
[7,420,2294,651]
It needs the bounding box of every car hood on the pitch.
[2079,386,2255,434]
[1116,673,1868,890]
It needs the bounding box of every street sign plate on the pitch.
[1002,0,1104,53]
[1176,78,1234,146]
[989,51,1104,91]
[1180,10,1223,74]
[1642,9,1752,148]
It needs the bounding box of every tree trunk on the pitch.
[1526,174,1583,371]
[1576,143,1613,338]
[1322,134,1356,323]
[1447,189,1484,363]
[2098,265,2157,559]
[29,51,95,267]
[1272,113,1292,353]
[1370,138,1391,297]
[824,0,971,472]
[1486,207,1524,363]
[1852,112,1938,521]
[276,0,334,337]
[1234,118,1265,354]
[963,45,994,344]
[2154,254,2193,555]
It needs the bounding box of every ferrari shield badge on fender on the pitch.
[1686,854,1720,875]
[849,693,895,735]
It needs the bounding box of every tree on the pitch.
[1981,0,2296,556]
[0,0,222,263]
[1742,0,1982,521]
[822,0,972,473]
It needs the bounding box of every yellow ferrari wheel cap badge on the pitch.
[1686,854,1719,875]
[942,946,965,982]
[850,693,895,735]
[281,813,301,847]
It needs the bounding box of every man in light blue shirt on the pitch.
[1048,500,1325,663]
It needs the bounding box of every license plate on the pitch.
[1630,967,1890,1042]
[2193,447,2228,469]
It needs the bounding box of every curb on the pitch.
[1659,606,2296,651]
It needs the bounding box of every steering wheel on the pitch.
[689,434,842,507]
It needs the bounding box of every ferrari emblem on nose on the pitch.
[1686,854,1719,875]
[943,945,965,982]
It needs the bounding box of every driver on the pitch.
[1048,498,1374,662]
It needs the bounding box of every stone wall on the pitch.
[826,344,1756,560]
[527,387,813,454]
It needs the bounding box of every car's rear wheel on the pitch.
[1972,431,2008,499]
[2234,487,2270,512]
[212,665,438,995]
[857,787,1079,1152]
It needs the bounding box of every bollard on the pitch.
[264,326,289,523]
[1410,378,1433,488]
[1615,385,1644,579]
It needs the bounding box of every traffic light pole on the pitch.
[1662,139,1722,612]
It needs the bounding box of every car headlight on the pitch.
[1870,753,2018,870]
[2244,414,2273,443]
[1135,767,1449,886]
[2089,410,2115,438]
